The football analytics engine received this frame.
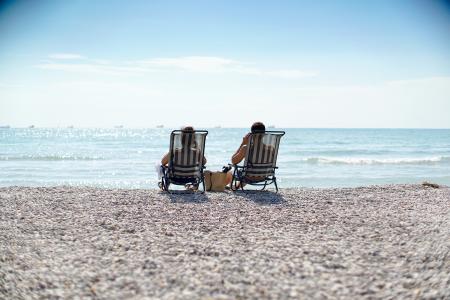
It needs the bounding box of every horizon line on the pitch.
[1,126,450,130]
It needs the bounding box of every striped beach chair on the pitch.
[160,130,208,193]
[230,131,285,192]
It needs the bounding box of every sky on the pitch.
[0,0,449,128]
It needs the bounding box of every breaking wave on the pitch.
[301,156,450,165]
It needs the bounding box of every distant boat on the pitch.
[214,125,221,129]
[0,125,10,129]
[67,125,74,129]
[28,125,35,129]
[114,125,124,129]
[156,125,164,128]
[268,125,276,128]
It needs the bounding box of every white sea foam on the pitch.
[302,156,450,165]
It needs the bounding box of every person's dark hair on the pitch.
[251,122,265,133]
[181,126,194,132]
[181,126,195,147]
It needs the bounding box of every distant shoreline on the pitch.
[2,127,450,130]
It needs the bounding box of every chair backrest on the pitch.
[243,131,285,177]
[168,130,208,178]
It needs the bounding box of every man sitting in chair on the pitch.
[226,122,273,186]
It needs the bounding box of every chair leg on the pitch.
[160,167,167,192]
[164,175,170,193]
[274,177,278,193]
[201,179,206,193]
[261,181,267,191]
[230,169,238,191]
[240,178,245,191]
[159,177,165,191]
[158,167,165,190]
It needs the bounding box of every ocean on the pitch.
[1,128,449,188]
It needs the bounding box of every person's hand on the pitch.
[242,133,251,145]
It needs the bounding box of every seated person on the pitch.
[161,126,207,166]
[160,126,207,189]
[226,122,271,185]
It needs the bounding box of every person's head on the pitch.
[181,125,194,132]
[181,126,195,147]
[251,122,265,133]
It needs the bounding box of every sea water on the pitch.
[1,128,449,188]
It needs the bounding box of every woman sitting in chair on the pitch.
[161,126,207,166]
[160,126,207,190]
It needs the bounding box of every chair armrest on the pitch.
[231,164,244,170]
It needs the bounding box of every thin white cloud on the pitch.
[48,53,86,60]
[0,82,26,88]
[35,62,150,75]
[139,56,317,78]
[266,69,318,79]
[290,76,450,101]
[37,55,317,79]
[387,76,450,86]
[140,56,236,72]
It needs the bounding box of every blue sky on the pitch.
[1,0,449,128]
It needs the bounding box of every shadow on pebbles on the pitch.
[1,184,449,299]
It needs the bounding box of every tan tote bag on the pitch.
[204,171,228,192]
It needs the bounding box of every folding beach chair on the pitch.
[159,130,208,193]
[230,131,285,192]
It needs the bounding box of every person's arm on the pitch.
[231,145,246,165]
[161,153,169,165]
[231,133,250,165]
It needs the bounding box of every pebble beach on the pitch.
[1,184,449,299]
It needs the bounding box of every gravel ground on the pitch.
[1,185,449,299]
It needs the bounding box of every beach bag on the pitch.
[204,170,228,192]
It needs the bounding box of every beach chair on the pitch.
[159,130,208,193]
[230,131,285,192]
